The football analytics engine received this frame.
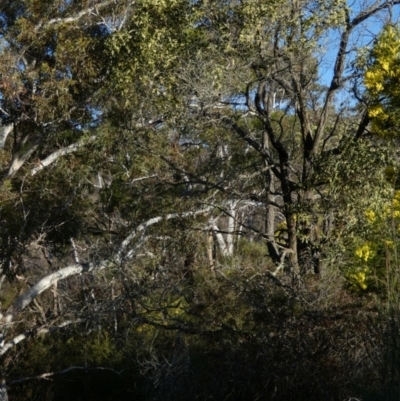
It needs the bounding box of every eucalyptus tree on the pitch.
[147,0,400,274]
[0,0,232,398]
[0,0,200,398]
[101,0,400,276]
[0,0,400,399]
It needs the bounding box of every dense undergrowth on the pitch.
[5,248,400,401]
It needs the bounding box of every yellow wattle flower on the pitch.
[368,104,384,118]
[380,60,390,72]
[355,243,374,262]
[364,209,376,223]
[349,271,368,290]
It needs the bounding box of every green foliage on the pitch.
[106,0,198,101]
[4,2,400,401]
[15,331,122,374]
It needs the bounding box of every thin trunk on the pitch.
[280,159,299,274]
[225,200,237,256]
[297,189,322,275]
[0,370,8,401]
[207,230,215,271]
[266,198,280,262]
[7,142,40,178]
[212,224,229,256]
[286,213,299,274]
[52,282,59,316]
[270,142,299,275]
[0,124,13,150]
[263,133,280,263]
[111,278,117,334]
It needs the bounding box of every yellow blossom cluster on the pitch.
[364,25,400,136]
[355,243,374,262]
[364,209,376,223]
[349,270,369,290]
[352,190,400,290]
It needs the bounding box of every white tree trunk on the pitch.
[225,200,238,256]
[0,124,13,150]
[7,142,40,177]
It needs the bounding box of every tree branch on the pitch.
[0,319,84,357]
[3,262,107,324]
[31,136,96,176]
[8,366,123,386]
[221,116,284,181]
[0,124,13,150]
[312,1,400,156]
[117,207,213,262]
[34,0,114,31]
[6,137,41,178]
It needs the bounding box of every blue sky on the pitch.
[316,2,400,107]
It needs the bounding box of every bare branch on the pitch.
[31,136,96,176]
[34,0,114,31]
[3,262,107,324]
[0,333,28,357]
[131,174,157,184]
[0,319,85,357]
[70,238,80,264]
[6,138,41,178]
[0,124,13,150]
[351,0,400,28]
[220,116,285,182]
[117,207,213,262]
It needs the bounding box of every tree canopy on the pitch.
[0,1,400,400]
